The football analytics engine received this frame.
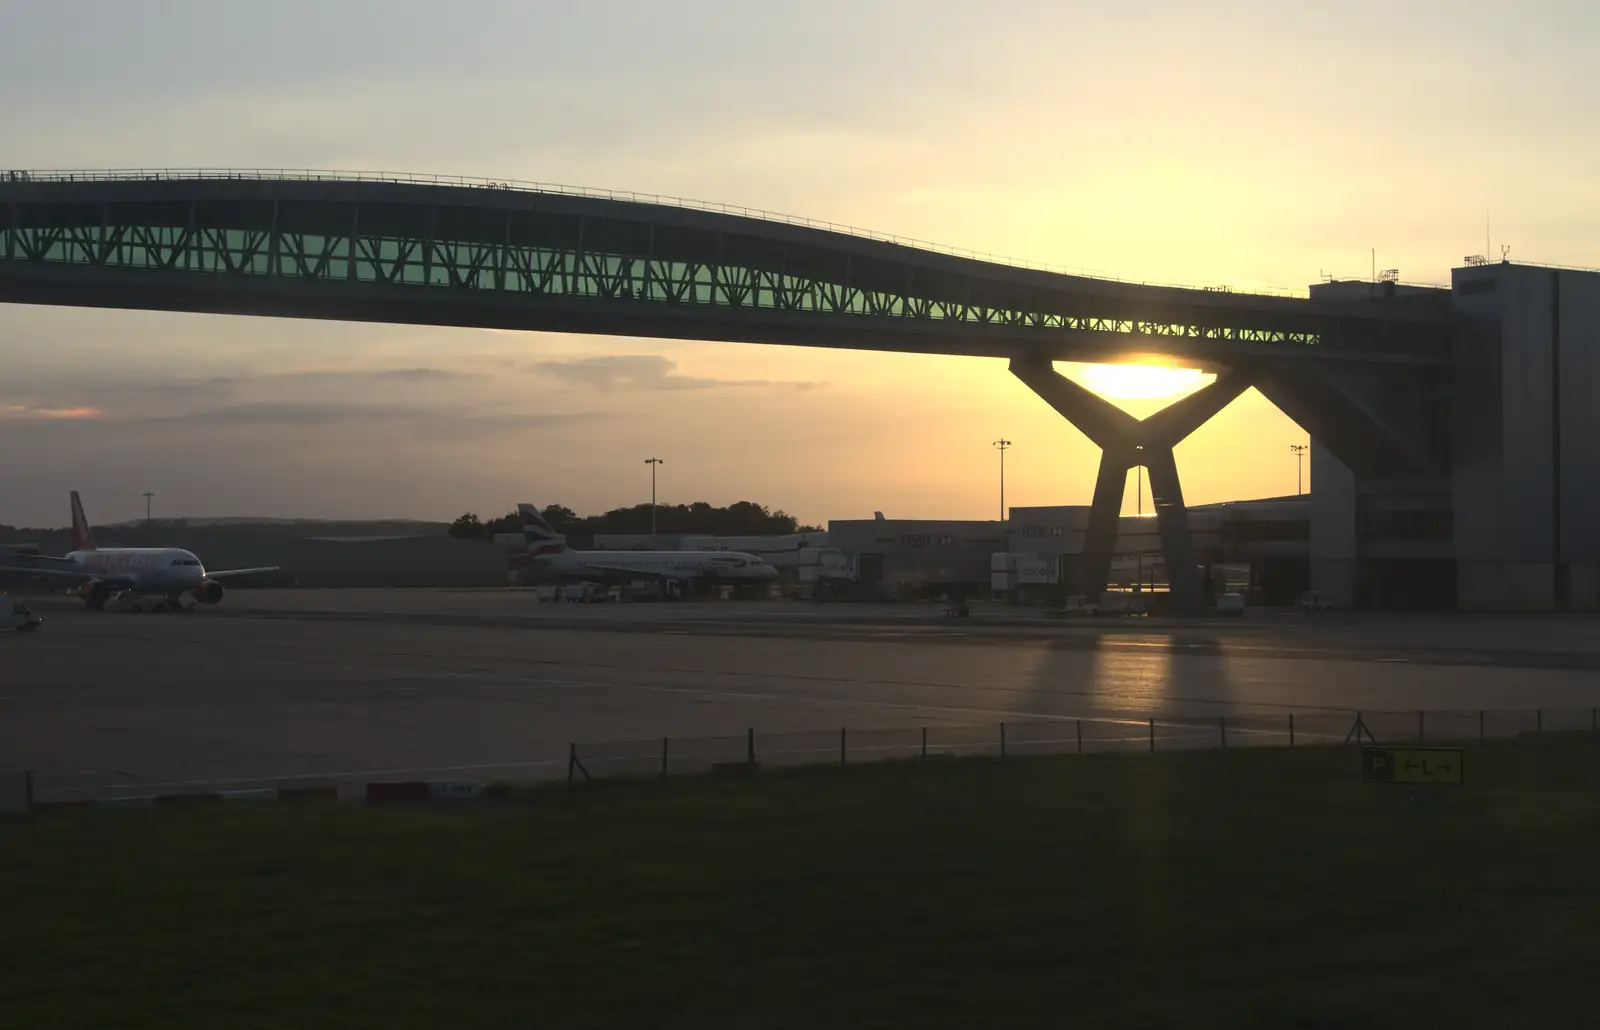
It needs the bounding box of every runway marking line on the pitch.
[459,671,1309,742]
[368,650,1369,717]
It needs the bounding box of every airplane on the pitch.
[511,503,779,589]
[0,491,279,613]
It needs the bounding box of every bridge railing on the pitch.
[1,166,1308,298]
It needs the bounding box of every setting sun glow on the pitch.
[1069,363,1213,401]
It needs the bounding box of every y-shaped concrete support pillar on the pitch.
[1010,358,1250,613]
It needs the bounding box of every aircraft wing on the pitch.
[8,554,77,569]
[204,566,280,580]
[0,563,136,587]
[575,561,675,581]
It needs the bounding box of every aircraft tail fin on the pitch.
[517,503,568,556]
[70,491,97,552]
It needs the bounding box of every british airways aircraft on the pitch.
[512,503,778,585]
[0,491,279,612]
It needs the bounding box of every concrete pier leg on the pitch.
[1080,446,1133,598]
[1144,446,1203,610]
[1008,359,1251,613]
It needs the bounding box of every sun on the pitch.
[1067,362,1214,401]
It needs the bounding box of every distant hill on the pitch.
[97,516,446,530]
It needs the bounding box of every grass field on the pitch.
[5,742,1600,1029]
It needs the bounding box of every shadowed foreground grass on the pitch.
[5,742,1600,1029]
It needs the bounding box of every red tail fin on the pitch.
[70,491,97,551]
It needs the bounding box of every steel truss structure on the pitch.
[0,217,1319,343]
[0,174,1453,363]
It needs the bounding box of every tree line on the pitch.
[449,501,821,547]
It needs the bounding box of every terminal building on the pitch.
[827,500,1310,605]
[825,518,1005,598]
[1306,262,1600,610]
[1003,498,1310,603]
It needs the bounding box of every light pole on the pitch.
[142,492,154,523]
[1290,444,1309,495]
[992,440,1011,521]
[644,457,664,547]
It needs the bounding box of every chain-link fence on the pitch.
[561,705,1598,786]
[7,705,1596,809]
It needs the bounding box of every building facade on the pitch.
[825,518,1005,597]
[1310,262,1600,609]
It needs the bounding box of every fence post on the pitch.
[1537,709,1543,735]
[1219,715,1227,749]
[921,726,928,759]
[567,743,576,789]
[1418,710,1425,743]
[1344,711,1359,746]
[23,769,34,815]
[661,737,669,782]
[1289,713,1295,748]
[747,727,755,765]
[840,727,847,766]
[1149,717,1155,753]
[1480,710,1485,744]
[1076,719,1083,754]
[1593,707,1597,733]
[1000,722,1007,758]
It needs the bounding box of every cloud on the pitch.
[530,354,822,392]
[137,402,423,427]
[130,402,600,432]
[1,367,486,418]
[0,403,102,421]
[0,399,605,437]
[367,367,467,383]
[274,367,473,384]
[169,367,479,395]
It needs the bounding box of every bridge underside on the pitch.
[0,264,1356,366]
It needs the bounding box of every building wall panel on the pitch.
[1558,270,1600,562]
[1497,267,1556,562]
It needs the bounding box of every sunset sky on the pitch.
[2,0,1597,527]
